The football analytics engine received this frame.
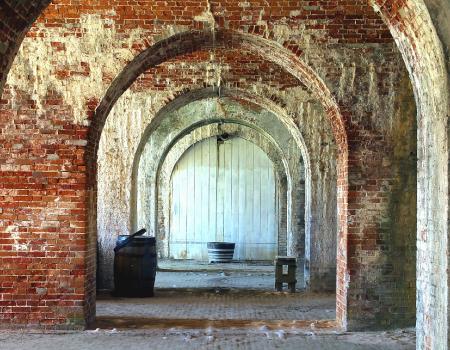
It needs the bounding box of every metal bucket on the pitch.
[207,242,235,263]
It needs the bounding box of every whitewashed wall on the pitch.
[169,136,278,261]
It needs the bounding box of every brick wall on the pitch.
[0,87,88,327]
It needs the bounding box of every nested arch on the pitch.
[94,82,339,297]
[121,85,339,292]
[86,29,348,324]
[96,78,338,293]
[0,0,447,340]
[88,28,348,159]
[83,4,447,338]
[126,88,312,284]
[156,122,291,261]
[127,91,305,258]
[129,87,307,234]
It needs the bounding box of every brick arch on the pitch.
[125,87,312,288]
[370,0,449,348]
[87,30,348,325]
[96,94,303,290]
[1,1,446,339]
[132,104,296,235]
[88,29,347,157]
[114,84,340,314]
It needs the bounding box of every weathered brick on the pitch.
[0,4,447,349]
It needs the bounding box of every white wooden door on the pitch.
[169,136,277,261]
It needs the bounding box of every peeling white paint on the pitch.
[7,14,145,124]
[97,88,173,282]
[272,22,306,44]
[194,0,217,29]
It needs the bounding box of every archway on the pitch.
[372,0,449,346]
[122,87,340,292]
[83,28,347,326]
[93,83,340,329]
[168,135,279,261]
[155,122,292,263]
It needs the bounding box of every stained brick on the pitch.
[0,3,447,348]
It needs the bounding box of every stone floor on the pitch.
[158,259,277,272]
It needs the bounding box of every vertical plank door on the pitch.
[169,136,277,260]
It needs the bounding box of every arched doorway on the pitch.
[168,135,278,261]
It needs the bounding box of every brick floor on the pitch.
[0,263,416,349]
[97,290,336,321]
[0,328,416,350]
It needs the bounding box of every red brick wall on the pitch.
[38,0,391,43]
[0,86,89,327]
